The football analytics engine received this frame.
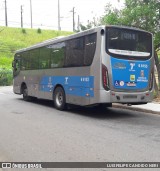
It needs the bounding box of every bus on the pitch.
[12,25,154,110]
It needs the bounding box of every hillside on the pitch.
[0,26,72,69]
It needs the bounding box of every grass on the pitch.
[0,26,72,68]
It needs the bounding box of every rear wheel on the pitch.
[53,87,66,110]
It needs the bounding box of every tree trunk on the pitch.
[154,50,160,90]
[154,74,159,96]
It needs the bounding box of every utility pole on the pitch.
[73,7,75,32]
[77,15,80,31]
[21,5,23,28]
[93,17,96,26]
[30,0,33,28]
[70,7,75,32]
[4,0,8,27]
[58,0,61,30]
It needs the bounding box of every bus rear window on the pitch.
[106,28,152,58]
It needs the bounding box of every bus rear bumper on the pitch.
[110,90,153,104]
[97,89,154,104]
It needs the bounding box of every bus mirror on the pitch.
[101,29,105,35]
[12,61,14,68]
[12,61,15,68]
[12,60,18,71]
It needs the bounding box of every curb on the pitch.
[113,104,160,115]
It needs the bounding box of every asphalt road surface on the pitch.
[0,86,160,171]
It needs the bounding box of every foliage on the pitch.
[121,1,157,30]
[37,28,42,34]
[101,0,160,49]
[101,3,122,25]
[154,32,160,50]
[158,51,160,60]
[22,28,26,34]
[79,17,100,31]
[0,68,12,86]
[79,23,92,31]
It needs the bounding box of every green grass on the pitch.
[0,26,72,69]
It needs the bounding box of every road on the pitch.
[0,86,160,171]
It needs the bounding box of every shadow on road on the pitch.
[17,98,136,120]
[68,107,136,119]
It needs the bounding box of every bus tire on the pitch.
[22,85,30,101]
[53,87,66,110]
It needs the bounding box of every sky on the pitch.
[0,0,124,31]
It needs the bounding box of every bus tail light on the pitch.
[102,64,109,90]
[149,70,154,90]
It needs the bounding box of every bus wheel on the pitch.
[22,86,30,101]
[54,87,66,110]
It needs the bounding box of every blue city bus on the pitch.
[13,25,154,110]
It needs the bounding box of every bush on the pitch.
[0,68,12,86]
[22,28,26,34]
[37,28,42,34]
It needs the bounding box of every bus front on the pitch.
[103,26,154,105]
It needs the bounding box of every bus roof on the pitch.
[15,25,152,54]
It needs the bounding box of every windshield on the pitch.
[106,27,152,59]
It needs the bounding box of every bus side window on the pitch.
[13,59,18,69]
[21,58,26,70]
[50,42,65,68]
[30,49,39,70]
[13,53,21,71]
[15,59,20,69]
[21,51,30,70]
[65,37,84,67]
[39,47,51,69]
[84,33,97,66]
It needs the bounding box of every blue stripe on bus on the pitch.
[40,76,94,98]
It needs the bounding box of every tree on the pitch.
[79,22,92,31]
[101,0,160,46]
[79,17,100,32]
[101,3,122,25]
